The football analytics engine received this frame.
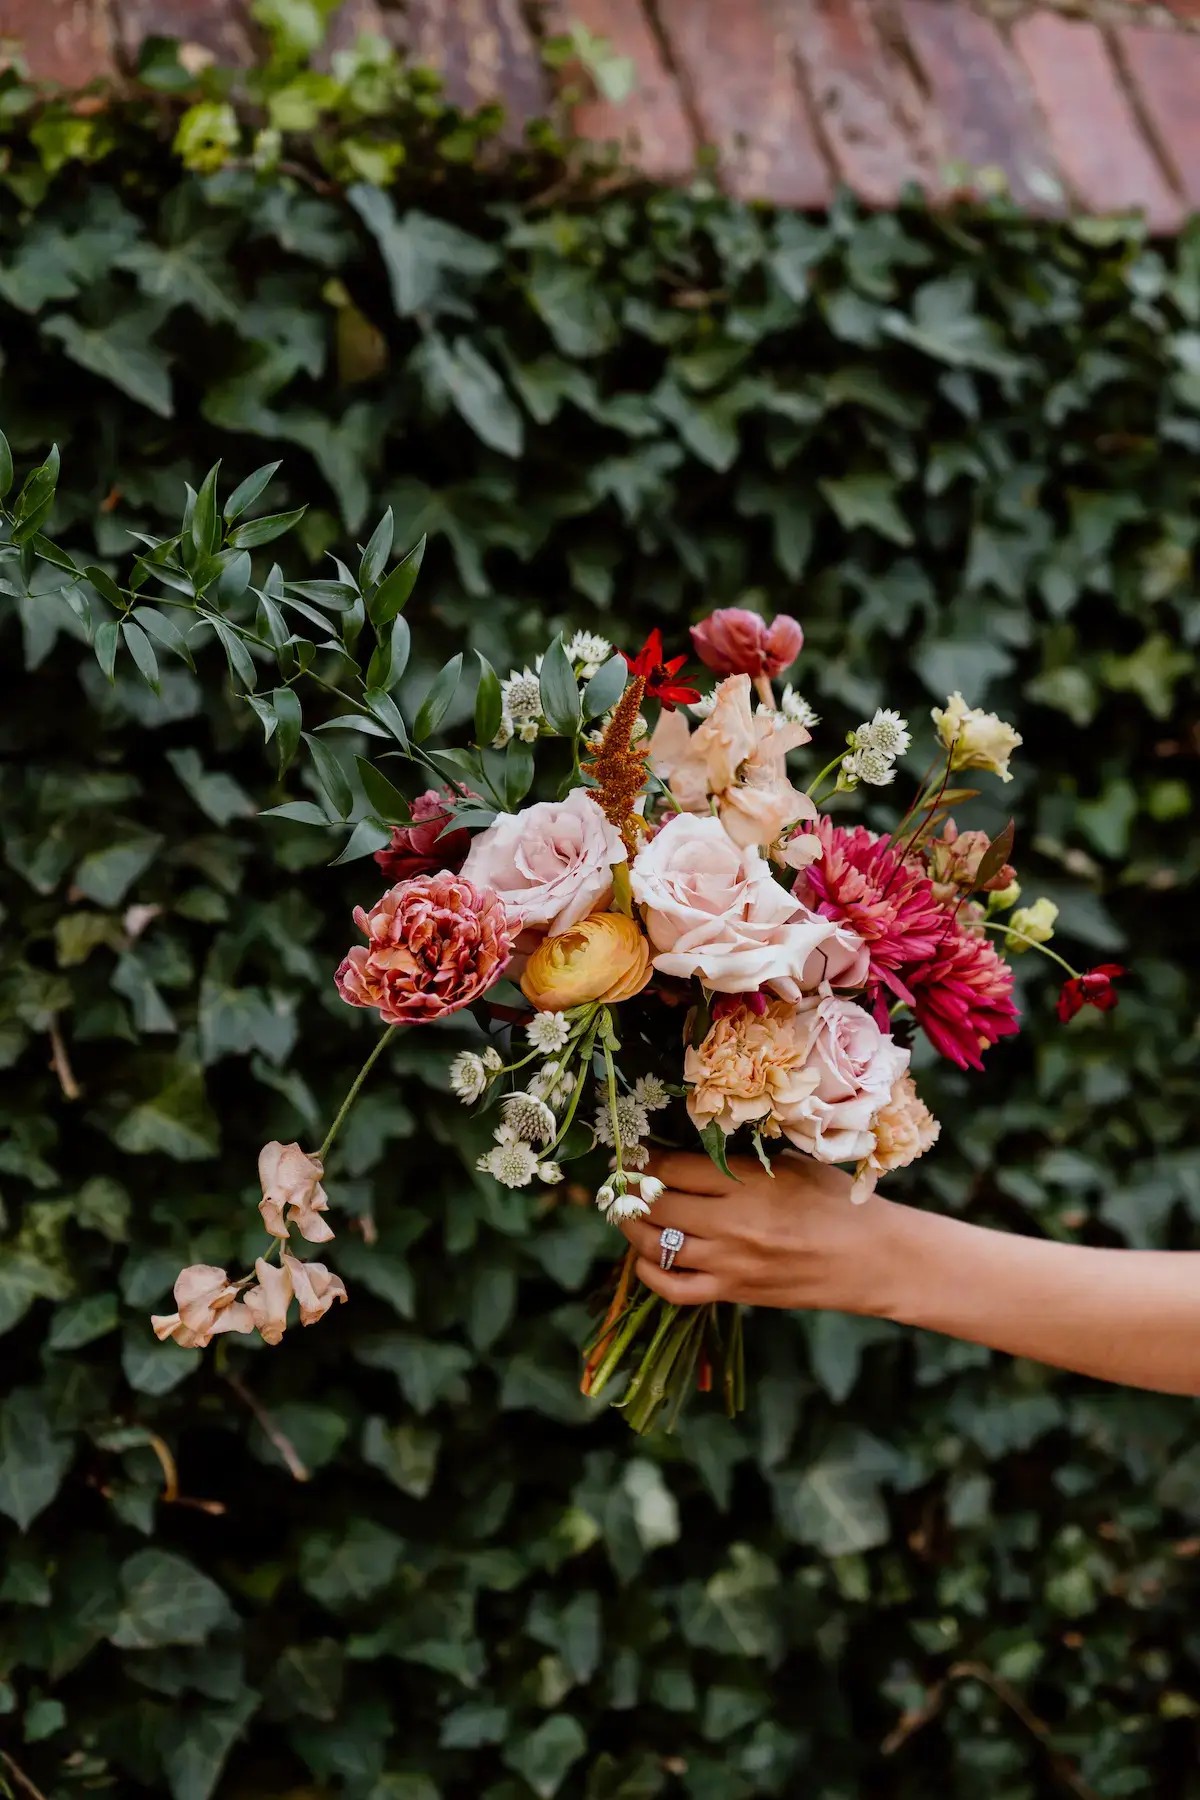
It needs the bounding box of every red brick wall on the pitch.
[2,0,1198,225]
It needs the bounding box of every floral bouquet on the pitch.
[0,443,1123,1433]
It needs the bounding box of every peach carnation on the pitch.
[852,1073,940,1203]
[335,873,511,1025]
[685,998,821,1137]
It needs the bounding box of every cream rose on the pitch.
[459,788,626,940]
[629,813,836,997]
[932,692,1022,783]
[775,995,909,1164]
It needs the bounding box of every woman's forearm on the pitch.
[873,1201,1200,1396]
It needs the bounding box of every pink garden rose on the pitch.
[690,608,804,680]
[774,994,909,1164]
[629,813,836,997]
[792,904,871,992]
[335,873,511,1024]
[374,787,472,883]
[459,788,626,941]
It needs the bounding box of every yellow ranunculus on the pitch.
[520,913,651,1011]
[931,691,1022,783]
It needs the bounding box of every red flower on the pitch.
[373,787,472,883]
[1057,963,1126,1024]
[622,629,700,710]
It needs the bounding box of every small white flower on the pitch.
[537,1160,564,1185]
[517,718,540,744]
[478,1141,541,1188]
[491,712,514,749]
[482,1047,504,1073]
[502,1094,557,1145]
[856,708,911,760]
[449,1051,488,1104]
[595,1180,617,1212]
[689,692,718,720]
[593,1094,650,1151]
[607,1189,651,1222]
[841,746,896,788]
[527,1011,571,1054]
[501,667,543,725]
[636,1175,665,1205]
[779,685,819,729]
[566,630,611,672]
[585,727,605,750]
[624,1142,650,1170]
[633,1075,670,1113]
[631,713,649,743]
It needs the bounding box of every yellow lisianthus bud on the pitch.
[1007,897,1058,953]
[932,691,1023,783]
[521,913,651,1011]
[988,879,1021,913]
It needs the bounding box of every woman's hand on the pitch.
[616,1148,894,1315]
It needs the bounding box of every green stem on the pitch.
[980,920,1078,978]
[586,1291,659,1398]
[601,1014,625,1183]
[318,1025,397,1163]
[805,751,846,799]
[545,1015,601,1154]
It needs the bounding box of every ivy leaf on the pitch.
[111,1062,219,1161]
[505,1716,587,1799]
[349,187,498,317]
[819,473,913,547]
[412,654,463,743]
[539,635,581,737]
[109,1549,237,1649]
[770,1429,901,1556]
[0,1389,73,1530]
[368,534,425,626]
[161,1694,257,1800]
[41,310,174,418]
[423,335,524,458]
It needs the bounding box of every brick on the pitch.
[405,0,549,137]
[1014,12,1181,233]
[541,0,696,182]
[115,0,256,70]
[899,0,1058,207]
[655,0,831,207]
[785,0,943,207]
[2,0,115,86]
[1120,25,1200,215]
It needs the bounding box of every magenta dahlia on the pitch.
[794,818,946,1004]
[907,926,1021,1071]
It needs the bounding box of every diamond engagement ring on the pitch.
[659,1226,685,1271]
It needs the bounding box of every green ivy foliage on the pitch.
[2,33,1200,1800]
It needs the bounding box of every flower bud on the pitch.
[690,608,803,680]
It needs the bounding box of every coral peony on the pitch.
[795,817,945,1004]
[459,789,625,940]
[521,912,651,1011]
[907,924,1021,1070]
[335,874,511,1024]
[691,608,804,680]
[374,787,472,883]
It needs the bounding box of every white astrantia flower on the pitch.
[624,1142,650,1170]
[606,1189,652,1222]
[633,1074,670,1112]
[566,630,611,678]
[501,1094,557,1145]
[689,691,718,719]
[491,712,514,749]
[538,1160,565,1185]
[593,1094,650,1150]
[502,667,543,725]
[517,718,540,744]
[779,685,820,729]
[482,1047,504,1073]
[596,1180,617,1212]
[841,746,897,788]
[856,707,911,761]
[637,1175,665,1205]
[527,1011,571,1054]
[478,1141,541,1187]
[449,1051,488,1104]
[631,713,650,743]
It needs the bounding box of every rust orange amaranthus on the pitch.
[582,674,650,853]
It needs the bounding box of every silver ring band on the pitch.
[659,1226,685,1271]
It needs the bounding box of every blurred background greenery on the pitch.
[2,24,1199,1800]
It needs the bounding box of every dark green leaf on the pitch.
[191,461,221,558]
[369,534,425,627]
[304,732,354,819]
[366,614,411,692]
[223,459,281,522]
[581,654,628,720]
[359,506,394,590]
[227,506,307,549]
[539,635,582,737]
[413,654,463,742]
[474,652,502,747]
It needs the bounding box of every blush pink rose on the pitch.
[629,813,836,997]
[775,995,909,1164]
[459,789,626,940]
[374,787,472,883]
[791,903,871,992]
[690,608,804,679]
[335,874,511,1024]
